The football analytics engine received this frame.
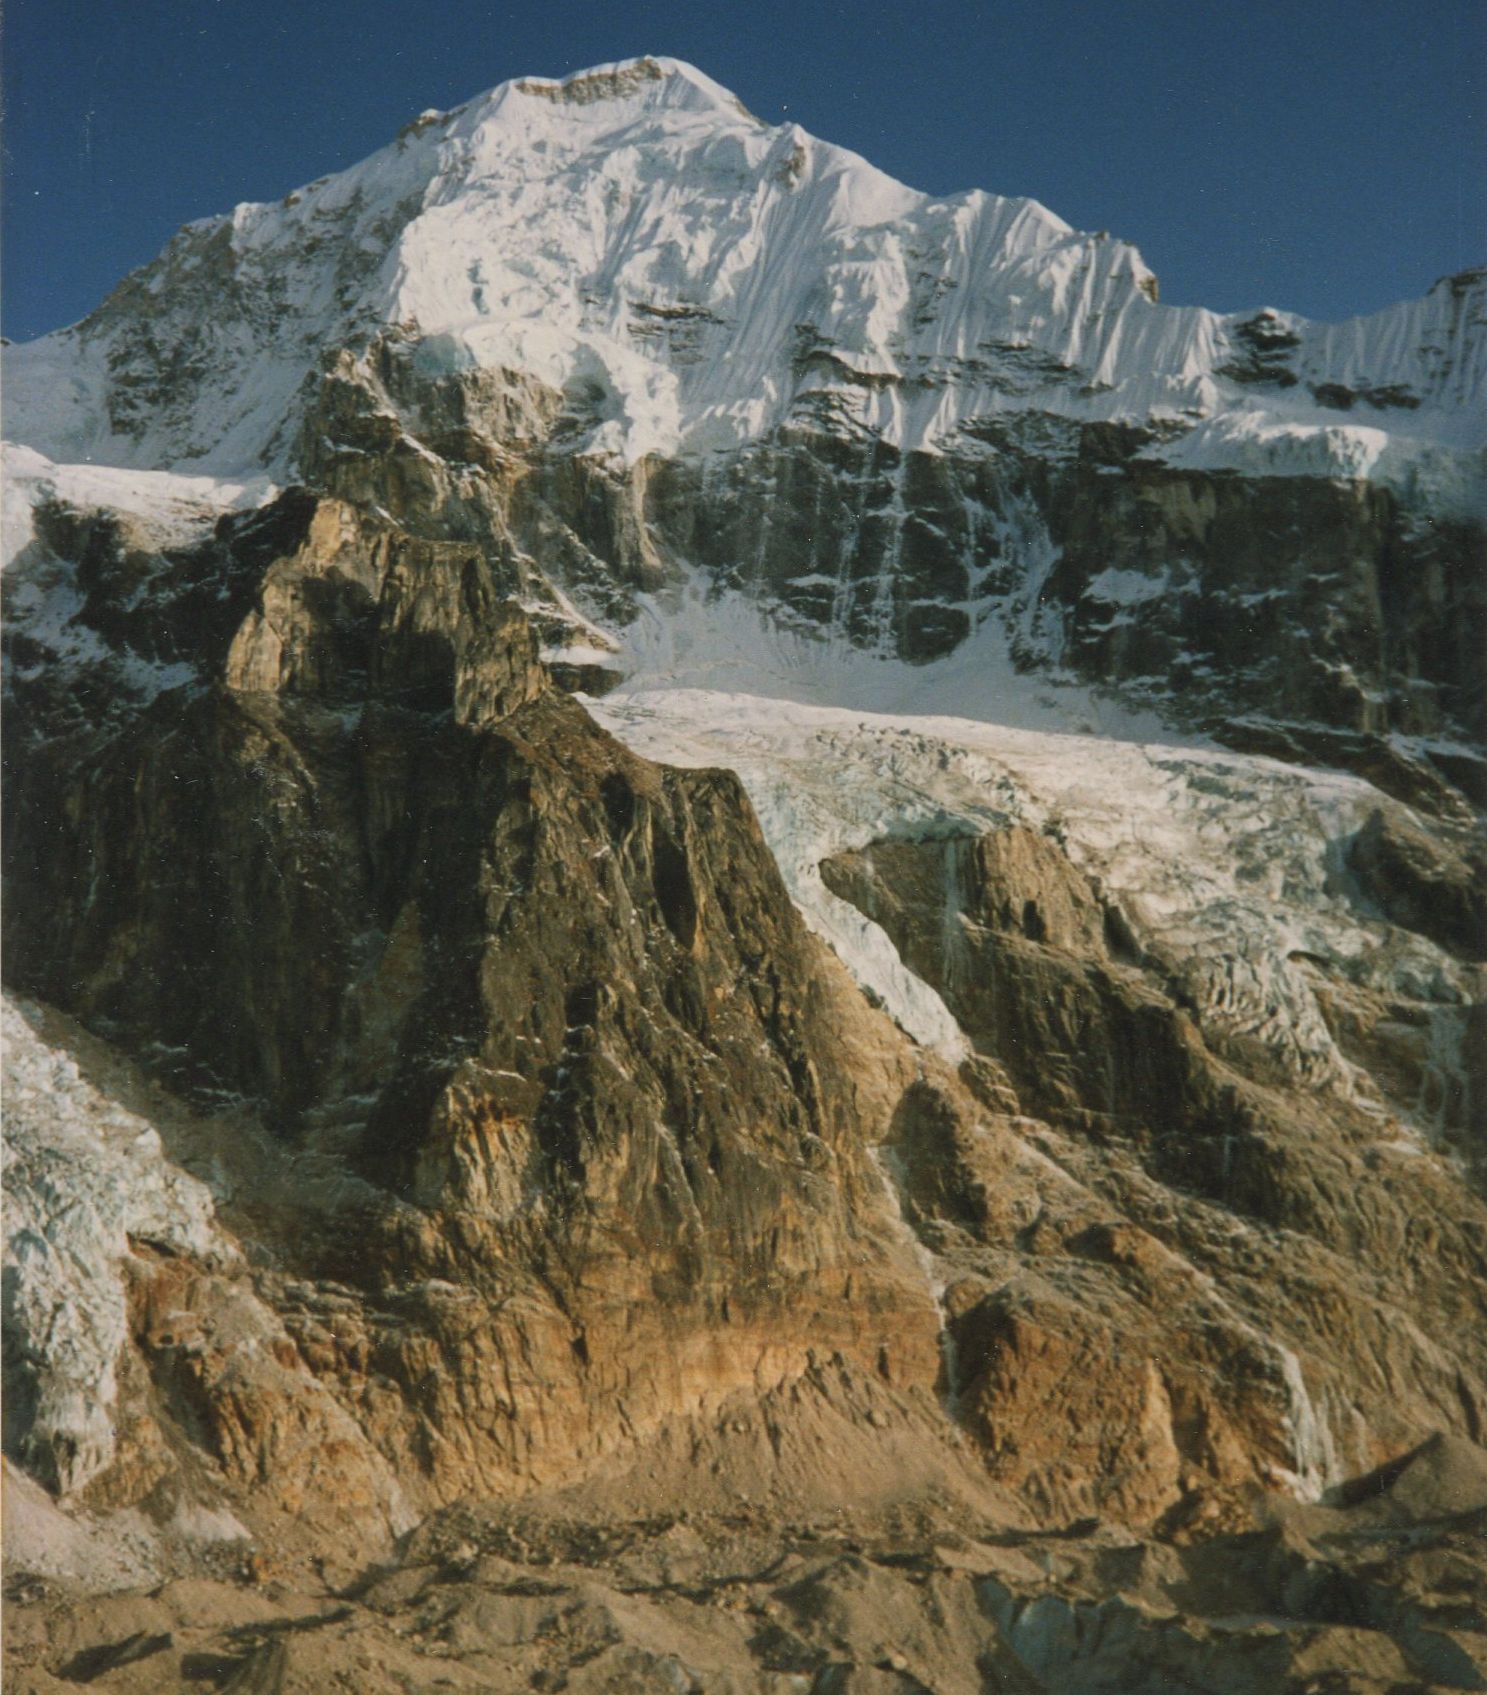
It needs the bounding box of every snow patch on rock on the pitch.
[2,442,276,569]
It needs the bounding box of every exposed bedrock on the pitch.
[821,826,1487,1523]
[297,344,1486,808]
[6,478,1486,1551]
[1345,804,1487,963]
[2,492,944,1522]
[657,428,1485,809]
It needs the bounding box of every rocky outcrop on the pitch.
[8,474,1482,1585]
[821,824,1487,1523]
[2,492,946,1538]
[291,340,1487,811]
[1346,805,1487,961]
[14,480,1482,1553]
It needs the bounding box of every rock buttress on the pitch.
[2,492,942,1511]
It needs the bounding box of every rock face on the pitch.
[290,333,1487,809]
[820,822,1487,1523]
[3,51,1486,1695]
[1346,805,1487,961]
[5,482,1484,1585]
[4,492,944,1538]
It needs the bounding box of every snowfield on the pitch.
[1,443,276,571]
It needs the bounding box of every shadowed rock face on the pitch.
[2,491,942,1520]
[294,344,1486,810]
[1346,806,1487,962]
[651,421,1486,763]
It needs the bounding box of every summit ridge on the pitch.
[5,57,1482,491]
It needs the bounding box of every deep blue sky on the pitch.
[3,0,1482,343]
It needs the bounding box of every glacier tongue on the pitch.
[2,999,226,1497]
[591,682,1472,1126]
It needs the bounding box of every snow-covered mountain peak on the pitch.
[388,56,768,190]
[3,57,1482,492]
